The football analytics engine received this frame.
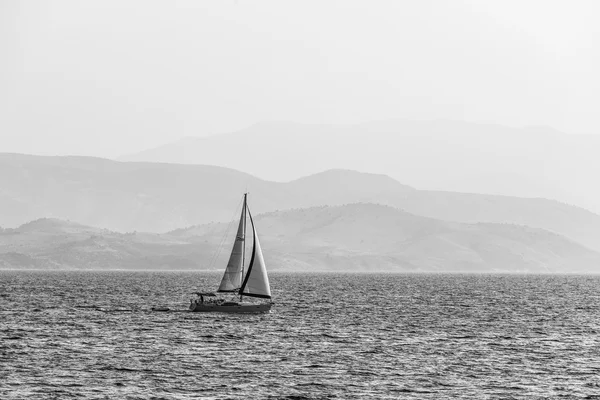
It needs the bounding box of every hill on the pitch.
[0,153,275,232]
[2,153,600,252]
[0,218,209,270]
[3,205,599,273]
[119,120,600,214]
[176,204,600,273]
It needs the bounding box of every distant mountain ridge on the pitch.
[175,203,600,274]
[119,119,600,213]
[0,217,206,270]
[2,153,600,253]
[2,205,600,273]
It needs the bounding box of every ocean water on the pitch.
[1,271,600,399]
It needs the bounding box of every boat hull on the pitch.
[189,302,272,313]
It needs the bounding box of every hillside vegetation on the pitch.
[3,205,599,274]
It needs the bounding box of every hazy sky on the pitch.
[1,0,599,157]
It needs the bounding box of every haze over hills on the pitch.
[0,153,277,233]
[0,218,207,270]
[119,120,600,214]
[2,205,600,274]
[2,153,600,253]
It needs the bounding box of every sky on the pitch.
[1,0,599,158]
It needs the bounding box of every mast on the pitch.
[241,193,247,277]
[240,193,247,301]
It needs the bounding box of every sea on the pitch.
[1,271,600,399]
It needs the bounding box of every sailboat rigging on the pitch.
[189,193,272,313]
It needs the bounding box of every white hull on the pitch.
[189,302,272,313]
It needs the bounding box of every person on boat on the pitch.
[200,294,204,304]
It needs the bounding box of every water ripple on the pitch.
[1,271,600,399]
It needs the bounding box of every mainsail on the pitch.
[217,198,246,292]
[239,208,272,299]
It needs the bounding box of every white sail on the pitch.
[217,202,246,292]
[240,211,271,299]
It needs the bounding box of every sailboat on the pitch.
[189,193,273,313]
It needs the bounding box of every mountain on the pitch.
[398,191,600,253]
[2,153,600,252]
[0,153,276,232]
[0,218,209,270]
[173,204,600,273]
[282,169,414,207]
[3,205,600,273]
[119,120,600,214]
